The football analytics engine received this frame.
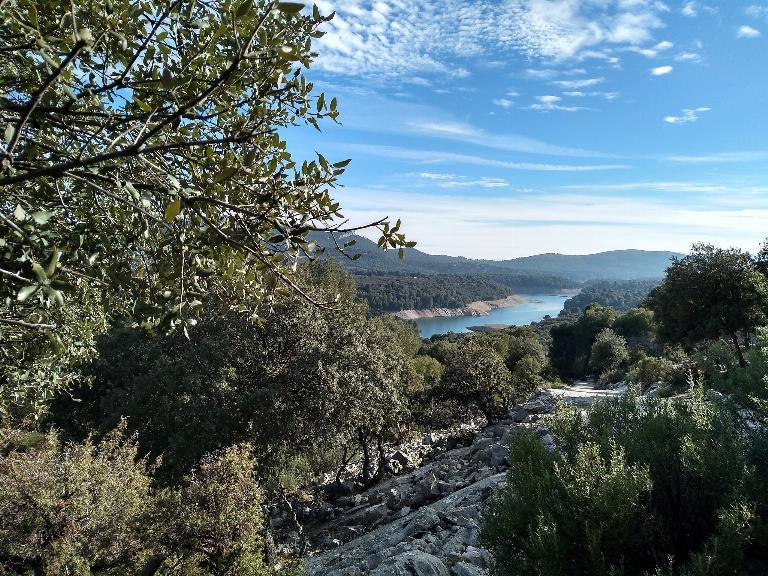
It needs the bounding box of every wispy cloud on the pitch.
[737,25,762,38]
[529,95,587,112]
[415,172,509,188]
[560,181,734,194]
[405,119,610,157]
[651,65,674,76]
[681,2,717,18]
[665,151,768,163]
[551,77,604,89]
[664,107,711,124]
[746,5,768,19]
[335,187,768,258]
[492,98,514,108]
[314,0,668,78]
[675,51,702,62]
[563,91,619,99]
[345,143,630,172]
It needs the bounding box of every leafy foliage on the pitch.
[51,262,410,485]
[0,0,410,417]
[439,337,515,423]
[647,243,768,366]
[561,279,661,315]
[356,272,574,312]
[589,328,628,380]
[483,391,768,576]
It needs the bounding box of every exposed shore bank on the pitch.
[392,294,530,321]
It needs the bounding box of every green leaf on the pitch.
[164,198,182,222]
[133,96,152,112]
[236,1,252,17]
[13,205,27,221]
[17,285,39,302]
[161,68,174,90]
[333,158,351,168]
[31,210,53,225]
[398,248,404,260]
[4,125,14,143]
[213,166,238,183]
[277,2,304,14]
[45,249,61,277]
[31,262,47,282]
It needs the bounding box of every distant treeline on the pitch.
[356,272,575,312]
[561,279,661,315]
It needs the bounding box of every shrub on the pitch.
[439,337,514,423]
[589,328,629,376]
[628,355,675,391]
[0,424,164,575]
[0,427,276,576]
[483,390,768,576]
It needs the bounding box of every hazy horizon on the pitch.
[287,1,768,259]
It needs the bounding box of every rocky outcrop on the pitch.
[281,384,621,575]
[393,296,529,321]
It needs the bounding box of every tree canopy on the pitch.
[0,0,410,416]
[646,243,768,366]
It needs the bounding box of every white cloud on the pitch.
[528,94,587,112]
[675,51,702,62]
[404,118,611,156]
[746,5,768,19]
[335,187,768,258]
[551,77,605,88]
[665,151,768,163]
[628,39,674,57]
[347,143,630,171]
[314,0,669,78]
[651,65,673,75]
[492,98,514,108]
[681,2,716,17]
[561,180,731,193]
[415,172,509,188]
[737,25,762,38]
[563,91,620,99]
[664,107,711,124]
[681,1,698,17]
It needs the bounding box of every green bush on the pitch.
[439,337,515,423]
[483,390,768,576]
[589,328,629,376]
[628,355,675,392]
[0,427,278,576]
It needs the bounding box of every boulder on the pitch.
[370,551,451,576]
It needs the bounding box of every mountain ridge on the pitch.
[313,233,683,281]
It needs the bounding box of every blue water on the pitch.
[414,293,569,339]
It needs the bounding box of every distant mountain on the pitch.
[313,233,682,282]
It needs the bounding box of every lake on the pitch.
[414,293,569,339]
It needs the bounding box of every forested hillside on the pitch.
[560,279,661,315]
[356,272,575,311]
[313,233,681,281]
[313,233,676,312]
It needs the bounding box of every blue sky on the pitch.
[290,0,768,258]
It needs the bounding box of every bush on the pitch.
[628,355,675,392]
[0,427,276,576]
[439,337,515,423]
[483,390,768,576]
[589,328,629,376]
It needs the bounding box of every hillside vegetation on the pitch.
[314,234,676,312]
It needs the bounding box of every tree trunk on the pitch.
[731,333,748,368]
[359,430,372,486]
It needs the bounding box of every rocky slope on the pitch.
[289,384,624,576]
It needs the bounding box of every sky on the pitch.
[288,0,768,259]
